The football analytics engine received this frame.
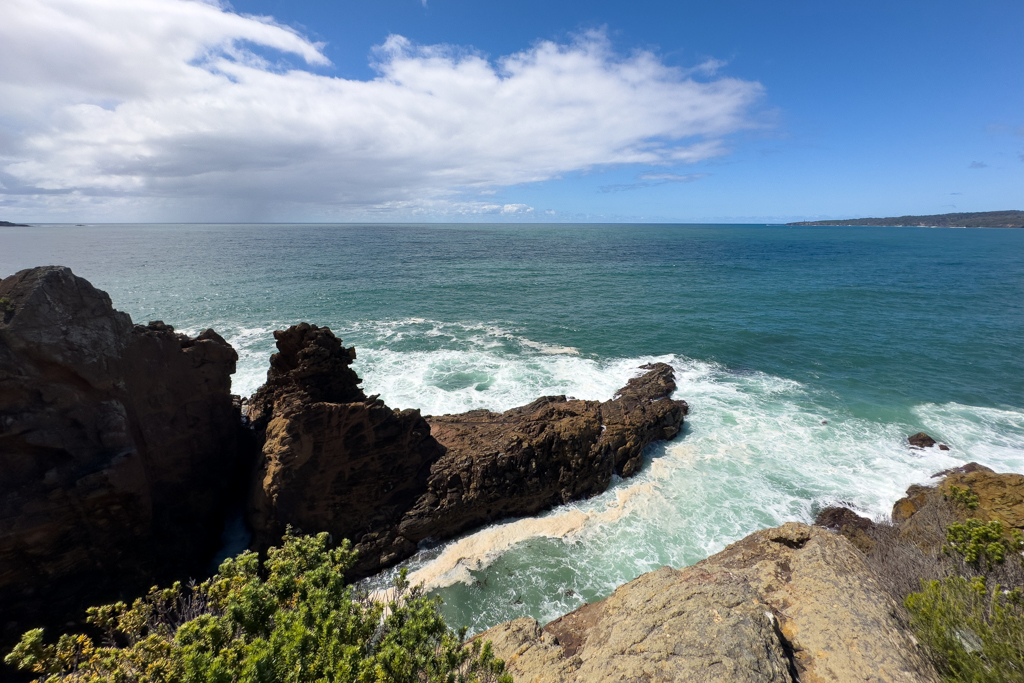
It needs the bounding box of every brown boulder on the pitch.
[908,432,936,449]
[0,267,240,643]
[245,326,688,578]
[907,432,949,450]
[480,523,938,683]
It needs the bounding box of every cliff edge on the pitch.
[0,266,241,645]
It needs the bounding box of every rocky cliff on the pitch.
[480,459,1024,683]
[246,324,688,578]
[892,462,1023,544]
[479,523,939,683]
[246,323,446,576]
[399,364,687,543]
[0,266,240,644]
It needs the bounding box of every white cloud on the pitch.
[501,203,534,214]
[0,0,765,220]
[600,172,709,192]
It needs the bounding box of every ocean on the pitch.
[3,222,1022,633]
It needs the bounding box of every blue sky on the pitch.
[0,0,1020,222]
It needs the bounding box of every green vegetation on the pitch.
[944,519,1023,570]
[786,210,1024,228]
[5,532,511,683]
[906,519,1024,682]
[944,485,980,511]
[906,577,1023,683]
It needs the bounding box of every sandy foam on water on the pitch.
[207,315,1023,631]
[405,482,656,593]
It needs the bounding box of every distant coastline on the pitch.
[0,221,30,227]
[787,210,1024,228]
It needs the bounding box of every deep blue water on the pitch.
[3,222,1022,631]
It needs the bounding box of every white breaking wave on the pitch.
[220,318,594,403]
[209,316,1023,634]
[360,352,1023,633]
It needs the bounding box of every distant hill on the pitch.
[787,210,1023,228]
[0,220,30,227]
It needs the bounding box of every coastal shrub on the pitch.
[905,577,1024,683]
[860,515,956,608]
[944,519,1024,571]
[944,485,980,511]
[4,532,512,683]
[903,518,1024,682]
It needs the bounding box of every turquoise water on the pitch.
[3,223,1023,632]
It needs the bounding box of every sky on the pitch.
[0,0,1020,223]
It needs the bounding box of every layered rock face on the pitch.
[399,364,688,543]
[479,523,939,683]
[891,462,1024,548]
[246,325,688,578]
[0,267,240,640]
[815,462,1024,555]
[246,323,445,576]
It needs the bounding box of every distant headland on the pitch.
[0,220,30,227]
[787,210,1024,228]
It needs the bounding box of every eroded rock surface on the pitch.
[480,523,938,683]
[246,326,688,578]
[245,323,365,439]
[399,363,688,543]
[246,324,444,577]
[0,266,240,642]
[813,505,877,553]
[891,462,1024,549]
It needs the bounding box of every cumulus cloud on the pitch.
[0,0,765,220]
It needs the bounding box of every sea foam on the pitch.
[215,316,1023,634]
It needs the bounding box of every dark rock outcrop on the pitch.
[245,323,365,439]
[908,432,937,449]
[246,324,445,576]
[478,523,939,683]
[908,432,949,450]
[813,505,877,553]
[399,364,688,543]
[246,325,688,578]
[0,267,240,643]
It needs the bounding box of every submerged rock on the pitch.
[0,266,240,642]
[908,432,949,450]
[245,325,688,578]
[479,523,939,683]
